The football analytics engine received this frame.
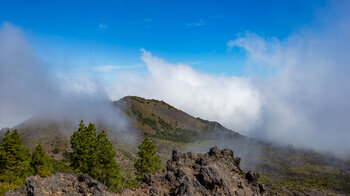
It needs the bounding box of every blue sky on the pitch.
[0,0,327,76]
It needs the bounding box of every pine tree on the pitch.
[93,130,121,191]
[70,121,121,191]
[0,130,32,191]
[134,137,162,177]
[31,144,52,177]
[70,121,98,174]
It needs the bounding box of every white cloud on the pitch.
[104,1,350,156]
[106,49,262,133]
[0,22,133,140]
[228,33,283,67]
[93,65,143,72]
[0,22,54,128]
[186,61,202,65]
[228,3,350,156]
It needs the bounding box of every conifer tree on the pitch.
[93,130,121,191]
[134,137,162,177]
[70,121,121,191]
[0,130,32,189]
[70,121,98,174]
[31,144,52,177]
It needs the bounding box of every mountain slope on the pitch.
[115,96,239,143]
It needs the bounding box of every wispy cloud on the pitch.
[210,15,224,19]
[186,61,202,65]
[186,19,206,28]
[99,23,107,29]
[142,18,152,29]
[186,15,223,28]
[93,64,143,72]
[143,18,152,22]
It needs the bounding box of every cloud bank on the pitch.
[0,22,54,128]
[0,22,132,139]
[106,49,262,133]
[228,10,350,156]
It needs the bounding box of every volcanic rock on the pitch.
[6,147,265,196]
[119,146,265,196]
[5,173,116,196]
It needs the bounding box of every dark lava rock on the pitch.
[5,173,116,196]
[7,147,266,196]
[119,146,265,196]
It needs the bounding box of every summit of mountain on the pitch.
[114,96,240,143]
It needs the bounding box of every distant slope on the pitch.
[115,96,239,143]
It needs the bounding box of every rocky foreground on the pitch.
[5,173,115,196]
[7,147,265,196]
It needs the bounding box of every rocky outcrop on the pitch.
[120,146,265,196]
[7,147,265,196]
[5,173,116,196]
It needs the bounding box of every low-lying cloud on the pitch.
[0,22,54,128]
[0,22,132,140]
[228,11,350,156]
